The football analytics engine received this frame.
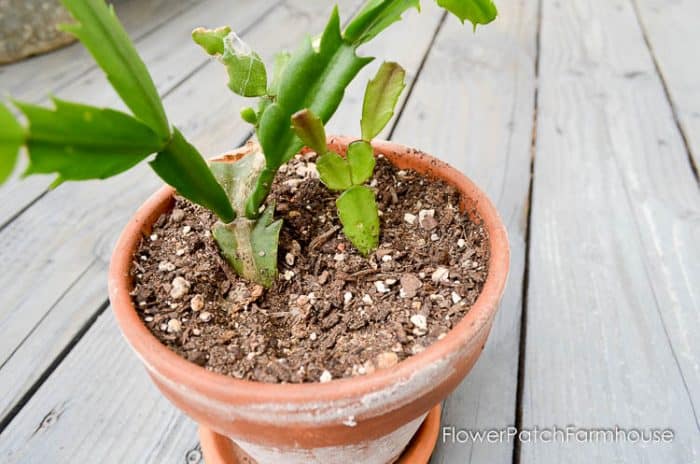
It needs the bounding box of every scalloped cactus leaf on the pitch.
[291,108,328,156]
[361,61,406,140]
[213,204,282,288]
[437,0,498,28]
[336,185,380,255]
[347,140,375,185]
[59,0,169,139]
[192,26,231,55]
[222,32,268,97]
[317,151,352,191]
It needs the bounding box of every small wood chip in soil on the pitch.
[130,153,489,383]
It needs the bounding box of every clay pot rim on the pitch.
[109,137,509,406]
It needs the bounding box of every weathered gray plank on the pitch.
[0,2,447,461]
[633,0,700,171]
[0,0,279,227]
[0,310,203,464]
[0,0,200,222]
[522,0,700,462]
[169,1,444,156]
[0,0,276,424]
[0,0,199,98]
[381,1,538,462]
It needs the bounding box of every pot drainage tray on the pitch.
[199,404,442,464]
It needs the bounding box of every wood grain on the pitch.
[383,1,539,462]
[0,0,279,227]
[0,310,202,463]
[0,0,201,226]
[521,0,700,462]
[5,0,697,462]
[0,1,428,461]
[632,0,700,171]
[0,0,199,99]
[0,0,276,426]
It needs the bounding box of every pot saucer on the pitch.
[199,404,442,464]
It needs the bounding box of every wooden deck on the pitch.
[0,0,698,462]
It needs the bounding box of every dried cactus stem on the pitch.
[212,206,282,288]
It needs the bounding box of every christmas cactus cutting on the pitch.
[0,2,510,463]
[1,0,497,287]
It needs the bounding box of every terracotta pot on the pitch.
[199,404,443,464]
[109,137,510,464]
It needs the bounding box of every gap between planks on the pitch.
[0,0,283,231]
[384,1,540,462]
[0,0,200,97]
[629,0,700,182]
[512,0,543,463]
[0,301,109,435]
[0,0,203,229]
[0,0,280,432]
[521,0,700,462]
[0,3,446,464]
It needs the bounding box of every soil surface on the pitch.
[131,152,489,383]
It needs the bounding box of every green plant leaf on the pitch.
[192,27,268,98]
[150,127,235,222]
[291,109,327,155]
[268,51,291,97]
[213,204,282,288]
[209,142,266,218]
[361,61,406,140]
[336,185,379,255]
[16,98,163,183]
[347,140,375,185]
[59,0,169,140]
[316,152,352,191]
[344,0,420,46]
[250,6,373,216]
[243,165,276,218]
[436,0,498,28]
[0,102,25,184]
[222,32,268,97]
[240,106,258,125]
[246,1,498,218]
[256,7,372,170]
[192,26,231,55]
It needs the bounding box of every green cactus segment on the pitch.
[248,7,374,217]
[240,107,258,125]
[257,7,372,169]
[209,144,266,218]
[210,142,282,287]
[150,128,235,223]
[347,140,376,185]
[436,0,498,28]
[15,99,162,185]
[336,185,380,256]
[192,26,267,98]
[209,144,281,287]
[212,205,282,288]
[222,32,268,97]
[317,152,352,191]
[320,141,376,253]
[291,109,328,156]
[345,0,497,38]
[268,51,292,97]
[344,0,420,46]
[191,26,231,55]
[345,0,497,42]
[361,62,406,141]
[59,0,170,140]
[0,102,25,184]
